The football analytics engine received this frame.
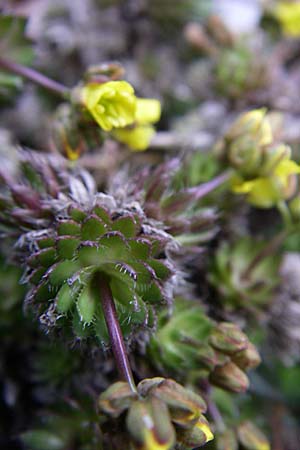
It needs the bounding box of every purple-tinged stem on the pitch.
[97,274,137,393]
[0,56,70,98]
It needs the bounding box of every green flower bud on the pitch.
[126,397,176,450]
[237,421,270,450]
[149,379,207,428]
[209,362,249,393]
[209,323,248,355]
[228,135,263,177]
[98,381,138,418]
[232,342,261,371]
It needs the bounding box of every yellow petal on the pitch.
[274,159,300,177]
[82,81,136,131]
[275,2,300,37]
[113,125,155,151]
[135,99,161,125]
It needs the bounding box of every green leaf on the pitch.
[56,283,75,313]
[77,285,96,324]
[49,261,80,286]
[21,430,65,450]
[57,220,81,236]
[56,237,80,259]
[81,216,107,240]
[112,215,140,238]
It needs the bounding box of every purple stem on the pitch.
[97,274,137,393]
[0,56,70,98]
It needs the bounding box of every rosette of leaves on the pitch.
[0,150,177,346]
[208,238,280,315]
[98,377,213,450]
[148,298,261,393]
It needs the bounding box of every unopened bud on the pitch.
[98,381,138,418]
[232,342,261,371]
[261,144,291,175]
[209,323,248,355]
[216,429,238,450]
[184,22,218,55]
[177,414,214,448]
[149,379,207,428]
[209,361,249,393]
[237,421,270,450]
[126,397,176,450]
[83,62,125,83]
[228,109,272,147]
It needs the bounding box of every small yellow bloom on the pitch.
[231,157,300,208]
[274,1,300,37]
[112,125,156,151]
[135,99,161,125]
[112,98,161,151]
[82,81,136,131]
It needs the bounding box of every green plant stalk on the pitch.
[0,56,70,98]
[97,274,137,393]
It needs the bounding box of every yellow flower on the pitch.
[112,98,161,151]
[231,157,300,208]
[135,98,161,125]
[113,125,156,151]
[82,81,136,131]
[274,1,300,37]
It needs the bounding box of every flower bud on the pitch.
[126,397,176,450]
[83,62,125,83]
[209,362,249,393]
[209,323,248,355]
[228,135,263,177]
[148,378,207,428]
[98,381,138,418]
[228,110,272,147]
[237,421,270,450]
[232,342,261,371]
[215,429,238,450]
[177,415,214,449]
[261,144,291,175]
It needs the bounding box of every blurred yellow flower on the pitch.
[112,98,161,151]
[82,81,136,131]
[274,1,300,37]
[231,157,300,207]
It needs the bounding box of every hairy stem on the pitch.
[97,274,137,393]
[0,56,70,98]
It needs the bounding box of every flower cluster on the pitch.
[217,109,300,207]
[98,377,213,450]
